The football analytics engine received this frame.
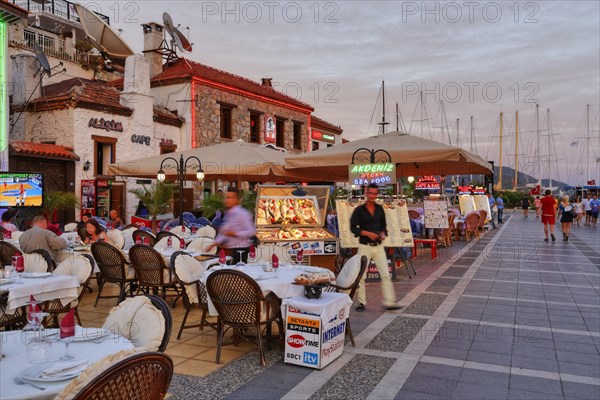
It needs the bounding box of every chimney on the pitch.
[261,78,273,88]
[141,22,164,77]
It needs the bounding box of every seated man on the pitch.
[77,212,92,229]
[109,210,123,229]
[19,215,67,260]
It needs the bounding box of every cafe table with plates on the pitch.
[200,264,334,316]
[0,274,79,315]
[0,327,134,400]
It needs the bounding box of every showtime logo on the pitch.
[287,334,319,348]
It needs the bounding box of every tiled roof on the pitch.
[311,115,343,134]
[24,78,133,116]
[153,105,184,127]
[110,58,314,112]
[10,140,80,160]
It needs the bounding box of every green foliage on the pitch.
[240,191,257,215]
[129,182,174,219]
[200,193,224,219]
[496,190,533,208]
[44,191,79,220]
[329,187,350,210]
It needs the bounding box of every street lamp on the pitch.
[157,154,204,226]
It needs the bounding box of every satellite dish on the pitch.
[74,3,134,64]
[34,44,51,76]
[162,11,192,53]
[162,12,175,34]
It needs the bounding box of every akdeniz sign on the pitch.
[348,163,396,185]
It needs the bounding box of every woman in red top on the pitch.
[540,190,558,242]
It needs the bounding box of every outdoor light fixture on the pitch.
[83,160,91,171]
[291,184,307,197]
[408,176,415,183]
[157,154,204,226]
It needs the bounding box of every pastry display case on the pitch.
[255,185,338,257]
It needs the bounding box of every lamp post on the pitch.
[157,154,204,226]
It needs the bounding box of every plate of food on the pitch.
[21,272,52,278]
[21,360,91,382]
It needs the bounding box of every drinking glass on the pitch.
[60,337,75,360]
[237,250,246,264]
[13,256,24,284]
[23,300,41,332]
[26,312,52,364]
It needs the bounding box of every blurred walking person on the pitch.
[582,194,592,226]
[534,196,542,219]
[591,194,599,228]
[573,196,583,227]
[521,195,531,218]
[496,193,505,223]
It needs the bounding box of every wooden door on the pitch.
[110,183,125,221]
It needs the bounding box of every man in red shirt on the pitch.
[540,189,558,242]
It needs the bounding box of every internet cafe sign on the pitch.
[348,163,396,186]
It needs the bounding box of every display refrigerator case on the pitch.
[80,179,110,219]
[255,185,338,259]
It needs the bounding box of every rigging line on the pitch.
[367,84,383,136]
[8,71,46,136]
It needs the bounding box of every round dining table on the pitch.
[0,329,134,400]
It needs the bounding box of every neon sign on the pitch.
[348,163,396,185]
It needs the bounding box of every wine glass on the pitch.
[13,256,24,284]
[237,250,246,265]
[60,327,76,360]
[26,311,52,364]
[23,299,41,332]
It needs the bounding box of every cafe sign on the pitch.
[415,176,439,190]
[348,163,396,185]
[311,129,335,144]
[88,117,123,132]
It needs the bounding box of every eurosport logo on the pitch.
[287,334,319,348]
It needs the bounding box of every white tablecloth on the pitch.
[281,292,352,325]
[201,264,332,316]
[0,329,134,400]
[0,275,79,314]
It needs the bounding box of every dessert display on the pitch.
[257,198,319,225]
[293,271,335,285]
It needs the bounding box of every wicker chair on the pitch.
[0,292,27,330]
[155,231,180,244]
[323,255,368,347]
[70,351,174,400]
[441,213,455,247]
[464,212,481,241]
[26,249,56,272]
[170,251,215,339]
[128,245,180,306]
[131,230,156,246]
[91,242,136,306]
[0,241,22,265]
[44,254,95,327]
[206,269,283,366]
[477,209,488,232]
[145,295,173,352]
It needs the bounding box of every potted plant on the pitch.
[129,182,175,233]
[43,190,80,222]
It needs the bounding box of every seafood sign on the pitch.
[348,163,397,186]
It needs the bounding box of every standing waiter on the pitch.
[351,184,401,311]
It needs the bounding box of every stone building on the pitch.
[310,115,343,151]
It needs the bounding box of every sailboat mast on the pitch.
[547,108,552,191]
[498,112,503,191]
[456,118,460,148]
[377,81,390,135]
[396,102,399,132]
[514,111,519,190]
[586,103,590,182]
[536,104,541,186]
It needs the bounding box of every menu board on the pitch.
[423,199,449,229]
[336,199,413,248]
[473,195,492,222]
[459,195,476,216]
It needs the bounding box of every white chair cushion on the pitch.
[169,226,187,236]
[102,296,165,351]
[336,254,362,293]
[11,231,23,241]
[23,253,50,273]
[175,254,206,304]
[55,255,93,284]
[153,237,170,251]
[195,225,216,239]
[121,227,137,250]
[186,238,216,254]
[63,223,78,233]
[106,230,125,249]
[56,347,144,400]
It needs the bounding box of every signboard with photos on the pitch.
[335,198,413,248]
[473,195,492,222]
[423,197,449,229]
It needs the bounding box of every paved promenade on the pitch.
[168,211,600,400]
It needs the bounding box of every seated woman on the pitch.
[84,219,110,244]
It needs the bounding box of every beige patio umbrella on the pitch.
[285,131,492,179]
[107,140,319,182]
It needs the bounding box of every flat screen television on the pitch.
[0,172,44,207]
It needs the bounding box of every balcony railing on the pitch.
[9,25,96,65]
[10,0,110,25]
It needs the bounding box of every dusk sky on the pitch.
[96,0,600,186]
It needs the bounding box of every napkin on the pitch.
[41,359,90,378]
[28,295,41,322]
[60,309,76,339]
[272,253,279,269]
[219,249,226,265]
[296,249,304,263]
[249,244,256,259]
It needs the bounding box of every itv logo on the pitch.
[303,352,318,366]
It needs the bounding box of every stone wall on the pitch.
[193,83,310,152]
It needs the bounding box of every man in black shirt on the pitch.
[350,184,401,311]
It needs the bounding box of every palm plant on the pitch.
[43,191,80,222]
[129,182,175,233]
[200,193,224,220]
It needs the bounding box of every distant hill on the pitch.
[492,166,569,190]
